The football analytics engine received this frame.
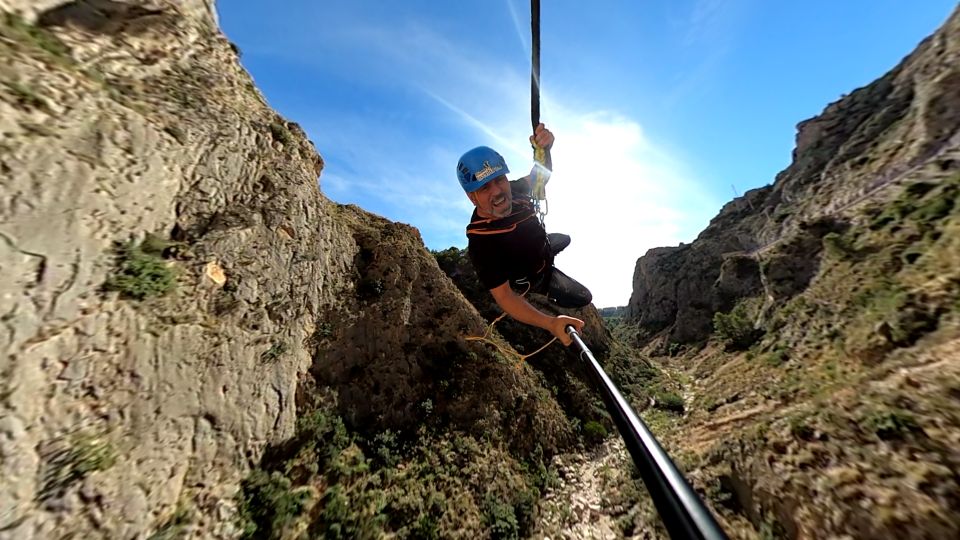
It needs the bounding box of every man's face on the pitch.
[468,175,512,218]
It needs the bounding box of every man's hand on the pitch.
[531,123,554,150]
[490,283,584,346]
[550,315,584,346]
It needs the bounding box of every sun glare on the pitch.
[528,112,707,307]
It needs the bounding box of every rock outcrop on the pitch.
[0,2,572,538]
[615,6,960,540]
[626,7,960,345]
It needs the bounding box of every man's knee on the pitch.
[563,286,591,308]
[548,269,592,308]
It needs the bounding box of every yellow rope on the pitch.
[530,141,549,226]
[531,143,548,200]
[465,282,557,368]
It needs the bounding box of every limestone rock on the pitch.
[627,7,960,344]
[0,2,572,537]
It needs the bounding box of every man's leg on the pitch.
[545,266,592,308]
[547,232,570,256]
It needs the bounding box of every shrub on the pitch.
[763,347,789,367]
[237,470,309,540]
[2,13,70,59]
[269,121,293,146]
[654,391,685,414]
[430,247,465,272]
[582,420,608,445]
[295,408,351,468]
[373,430,399,468]
[861,408,920,441]
[822,232,854,260]
[788,415,814,440]
[713,303,761,350]
[317,476,386,540]
[104,240,176,300]
[484,497,519,540]
[39,433,117,501]
[411,514,439,540]
[260,341,288,362]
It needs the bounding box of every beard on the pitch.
[489,193,512,217]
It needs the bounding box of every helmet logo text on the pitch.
[474,160,503,182]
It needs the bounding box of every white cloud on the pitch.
[533,111,716,307]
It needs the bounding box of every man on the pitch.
[457,124,592,346]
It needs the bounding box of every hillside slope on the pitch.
[615,6,960,539]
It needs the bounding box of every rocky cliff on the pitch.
[609,6,960,539]
[0,2,583,538]
[626,7,960,346]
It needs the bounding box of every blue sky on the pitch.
[218,1,957,307]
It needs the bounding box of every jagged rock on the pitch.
[627,7,960,345]
[0,2,573,537]
[714,253,762,310]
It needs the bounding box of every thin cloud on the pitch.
[505,0,529,52]
[664,0,749,109]
[424,91,517,152]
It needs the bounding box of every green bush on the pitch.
[582,420,608,445]
[430,247,465,272]
[484,497,519,540]
[104,240,176,300]
[260,341,288,363]
[788,415,814,440]
[237,470,309,540]
[2,13,70,59]
[822,232,854,260]
[713,303,761,350]
[861,408,920,441]
[317,476,386,540]
[763,347,789,367]
[654,391,685,414]
[411,514,439,540]
[373,430,400,468]
[39,433,117,501]
[269,121,293,146]
[295,409,351,469]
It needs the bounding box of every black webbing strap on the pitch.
[531,0,540,132]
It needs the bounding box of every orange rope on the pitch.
[465,282,557,368]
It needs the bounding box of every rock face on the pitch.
[626,7,960,344]
[0,2,571,538]
[615,7,960,539]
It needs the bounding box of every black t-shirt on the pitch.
[466,178,552,290]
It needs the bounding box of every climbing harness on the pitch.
[530,0,550,227]
[465,198,538,236]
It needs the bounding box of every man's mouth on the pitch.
[492,195,507,208]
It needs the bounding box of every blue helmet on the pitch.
[456,146,510,193]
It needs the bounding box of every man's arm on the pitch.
[489,282,583,346]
